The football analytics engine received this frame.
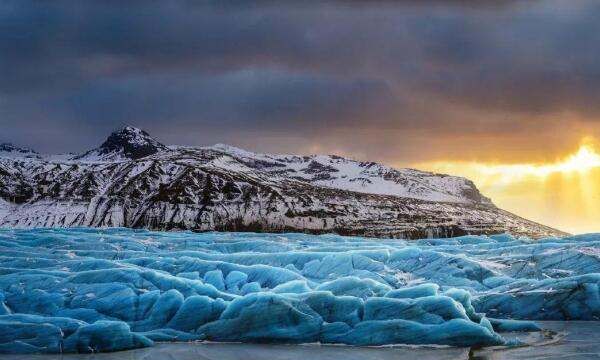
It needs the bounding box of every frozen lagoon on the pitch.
[0,228,599,354]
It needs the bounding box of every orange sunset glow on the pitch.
[419,139,600,235]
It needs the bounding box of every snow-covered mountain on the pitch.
[0,127,565,238]
[204,143,492,205]
[0,143,41,160]
[74,126,168,161]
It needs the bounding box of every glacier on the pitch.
[0,229,598,353]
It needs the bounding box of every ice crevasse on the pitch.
[1,228,599,353]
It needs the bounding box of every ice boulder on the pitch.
[63,321,153,353]
[316,276,391,299]
[363,296,471,324]
[386,283,439,299]
[198,293,322,343]
[321,318,504,347]
[203,270,226,291]
[0,320,63,354]
[167,295,227,331]
[474,274,600,320]
[225,270,248,292]
[300,291,364,326]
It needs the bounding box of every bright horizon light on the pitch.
[423,142,600,184]
[418,139,600,235]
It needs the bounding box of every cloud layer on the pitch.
[2,1,599,163]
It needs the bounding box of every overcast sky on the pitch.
[2,0,600,164]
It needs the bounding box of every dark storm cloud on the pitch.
[56,71,393,128]
[1,0,600,161]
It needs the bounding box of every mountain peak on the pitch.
[77,126,167,161]
[100,126,167,159]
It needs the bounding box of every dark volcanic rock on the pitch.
[76,126,168,160]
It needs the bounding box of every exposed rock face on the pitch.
[0,127,566,239]
[75,126,168,161]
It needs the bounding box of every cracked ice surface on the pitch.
[0,229,598,353]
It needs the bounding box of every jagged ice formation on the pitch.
[1,228,599,353]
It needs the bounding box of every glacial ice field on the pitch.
[0,229,599,354]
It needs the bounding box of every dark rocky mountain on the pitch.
[74,126,168,161]
[0,127,567,239]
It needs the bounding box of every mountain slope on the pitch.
[0,127,566,239]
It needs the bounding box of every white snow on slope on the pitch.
[0,143,41,160]
[0,198,11,219]
[205,144,489,204]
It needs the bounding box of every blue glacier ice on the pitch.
[0,228,598,353]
